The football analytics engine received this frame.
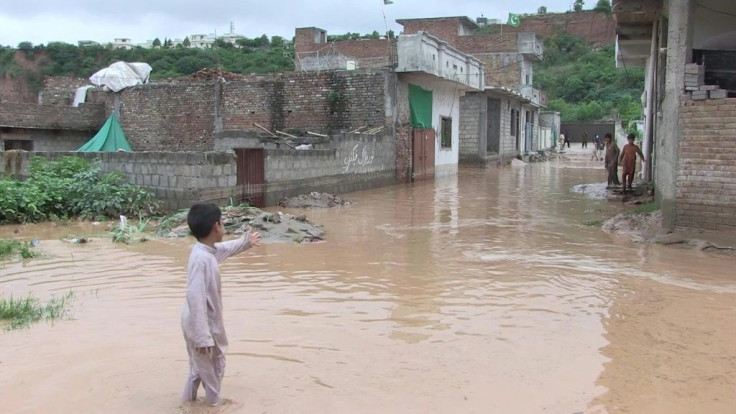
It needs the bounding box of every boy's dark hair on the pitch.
[187,203,222,239]
[605,133,612,139]
[627,133,635,140]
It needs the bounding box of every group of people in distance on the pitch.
[559,131,644,193]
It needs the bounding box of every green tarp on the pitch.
[409,84,433,129]
[77,113,132,152]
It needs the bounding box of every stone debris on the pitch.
[683,63,728,100]
[157,206,324,243]
[187,68,248,81]
[511,158,527,167]
[279,192,352,209]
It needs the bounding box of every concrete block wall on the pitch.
[0,150,238,211]
[676,98,736,230]
[264,133,395,204]
[459,93,484,162]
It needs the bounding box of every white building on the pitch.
[112,38,134,49]
[190,34,216,48]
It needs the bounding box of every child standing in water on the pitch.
[618,133,645,193]
[181,203,261,406]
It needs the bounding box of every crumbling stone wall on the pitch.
[459,93,484,163]
[39,77,91,105]
[676,98,736,230]
[221,70,389,136]
[0,102,105,130]
[79,69,391,151]
[395,124,412,183]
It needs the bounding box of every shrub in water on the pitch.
[0,157,160,223]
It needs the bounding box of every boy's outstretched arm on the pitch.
[214,228,262,263]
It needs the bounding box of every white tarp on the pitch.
[72,85,94,107]
[89,61,152,92]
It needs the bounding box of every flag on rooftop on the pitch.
[507,13,521,27]
[384,0,394,4]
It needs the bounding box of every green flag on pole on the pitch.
[507,13,521,27]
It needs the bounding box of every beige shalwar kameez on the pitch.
[181,235,251,405]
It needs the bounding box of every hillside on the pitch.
[534,32,645,123]
[0,36,295,102]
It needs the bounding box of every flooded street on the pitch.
[1,159,735,413]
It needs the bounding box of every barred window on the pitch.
[441,117,452,149]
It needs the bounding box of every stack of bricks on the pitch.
[684,63,728,100]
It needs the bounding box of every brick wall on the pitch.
[456,33,519,54]
[81,69,391,151]
[676,98,736,230]
[39,77,91,105]
[503,11,616,45]
[295,34,394,70]
[395,124,412,183]
[0,150,238,211]
[475,53,523,89]
[0,102,105,130]
[222,70,389,135]
[400,19,462,45]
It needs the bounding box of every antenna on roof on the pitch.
[230,20,235,35]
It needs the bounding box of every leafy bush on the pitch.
[0,157,160,223]
[0,239,38,259]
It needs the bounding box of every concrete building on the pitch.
[190,34,216,48]
[614,0,736,231]
[295,27,484,179]
[395,17,547,165]
[112,38,134,50]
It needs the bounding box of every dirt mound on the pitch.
[279,192,352,209]
[157,206,324,243]
[602,210,663,241]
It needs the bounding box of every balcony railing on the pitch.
[518,85,542,106]
[517,33,543,61]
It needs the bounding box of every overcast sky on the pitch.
[1,0,579,47]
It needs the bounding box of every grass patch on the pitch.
[0,291,74,330]
[625,202,661,217]
[111,216,151,244]
[0,239,38,259]
[583,219,604,227]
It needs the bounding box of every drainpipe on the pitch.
[644,19,658,183]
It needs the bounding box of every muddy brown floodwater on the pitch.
[1,160,735,414]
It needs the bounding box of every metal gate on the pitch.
[234,148,265,207]
[412,129,435,181]
[524,122,534,153]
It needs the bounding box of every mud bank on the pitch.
[279,192,352,209]
[602,210,736,255]
[157,206,324,243]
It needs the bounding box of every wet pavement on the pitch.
[1,152,735,414]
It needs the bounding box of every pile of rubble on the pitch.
[187,68,248,82]
[279,192,352,208]
[684,63,728,100]
[157,206,324,243]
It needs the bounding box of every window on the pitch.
[441,117,452,149]
[3,140,33,151]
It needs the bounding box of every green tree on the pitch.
[182,37,190,47]
[152,38,161,48]
[574,0,584,11]
[594,0,611,12]
[538,6,547,14]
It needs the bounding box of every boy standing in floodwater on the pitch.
[618,133,645,193]
[181,203,261,406]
